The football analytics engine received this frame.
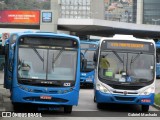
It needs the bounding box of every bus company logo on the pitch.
[123,91,128,95]
[2,112,12,117]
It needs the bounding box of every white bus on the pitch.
[94,35,155,112]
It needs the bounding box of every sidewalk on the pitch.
[0,85,6,111]
[0,71,5,111]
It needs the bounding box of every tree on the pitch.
[0,0,50,10]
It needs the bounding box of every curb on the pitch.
[152,103,160,110]
[0,107,5,111]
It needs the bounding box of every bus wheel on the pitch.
[97,103,103,109]
[64,105,72,113]
[12,102,22,111]
[142,105,149,112]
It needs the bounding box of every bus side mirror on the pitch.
[93,52,97,62]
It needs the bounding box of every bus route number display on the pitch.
[106,41,150,51]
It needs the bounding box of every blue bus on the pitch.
[156,41,160,78]
[94,35,156,112]
[80,40,99,86]
[3,32,80,113]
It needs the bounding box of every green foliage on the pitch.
[154,93,160,106]
[0,0,50,10]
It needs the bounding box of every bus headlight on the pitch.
[140,87,155,95]
[96,84,110,93]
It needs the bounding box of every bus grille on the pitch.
[112,91,138,95]
[114,96,136,101]
[23,97,68,103]
[108,84,143,90]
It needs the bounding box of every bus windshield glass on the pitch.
[156,47,160,63]
[18,46,77,82]
[81,43,97,72]
[98,51,154,84]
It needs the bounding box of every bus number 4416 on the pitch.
[141,99,151,103]
[40,96,52,100]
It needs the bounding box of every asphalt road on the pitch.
[0,71,160,119]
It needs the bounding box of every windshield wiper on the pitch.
[32,48,44,62]
[52,47,64,68]
[33,48,45,70]
[131,52,142,63]
[112,51,123,63]
[112,51,125,72]
[84,48,88,54]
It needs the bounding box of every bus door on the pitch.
[4,34,17,89]
[4,44,15,89]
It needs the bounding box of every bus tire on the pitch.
[64,105,72,113]
[142,105,149,112]
[12,102,22,111]
[97,103,103,109]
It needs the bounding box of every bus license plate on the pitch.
[86,78,92,82]
[40,96,52,100]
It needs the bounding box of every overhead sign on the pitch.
[42,12,52,23]
[0,10,40,24]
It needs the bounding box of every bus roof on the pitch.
[80,40,99,45]
[8,32,79,42]
[17,32,79,39]
[100,34,154,43]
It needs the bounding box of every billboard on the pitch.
[0,10,40,24]
[104,0,136,23]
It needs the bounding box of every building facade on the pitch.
[143,0,160,25]
[55,0,160,25]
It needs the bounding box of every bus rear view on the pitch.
[94,35,155,112]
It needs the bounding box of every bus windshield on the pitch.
[98,51,154,84]
[18,46,77,82]
[156,47,160,63]
[80,43,97,72]
[81,49,95,72]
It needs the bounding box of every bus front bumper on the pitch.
[95,90,154,105]
[11,87,79,106]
